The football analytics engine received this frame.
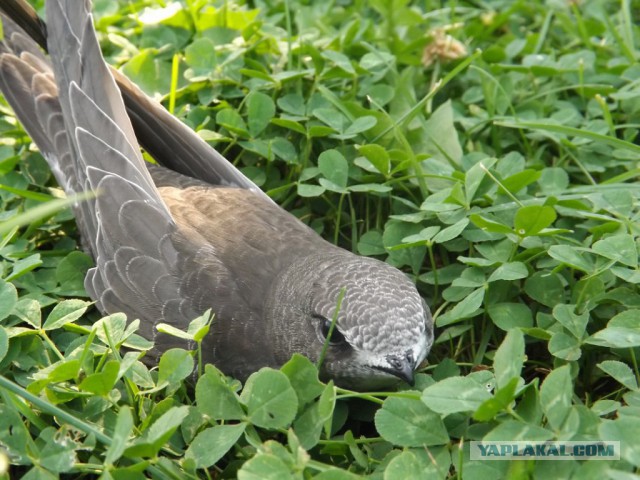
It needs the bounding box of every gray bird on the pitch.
[0,0,433,390]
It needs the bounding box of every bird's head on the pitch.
[266,251,433,390]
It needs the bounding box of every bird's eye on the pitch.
[320,318,346,345]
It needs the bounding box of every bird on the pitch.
[0,0,433,390]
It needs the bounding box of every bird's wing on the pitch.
[0,0,269,198]
[0,1,247,352]
[112,68,268,195]
[0,1,318,371]
[0,11,99,242]
[0,0,47,52]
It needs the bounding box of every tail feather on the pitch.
[0,1,181,323]
[0,0,270,199]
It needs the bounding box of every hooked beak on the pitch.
[373,352,416,386]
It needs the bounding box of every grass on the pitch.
[0,0,639,478]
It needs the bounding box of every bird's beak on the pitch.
[376,353,416,386]
[392,359,415,386]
